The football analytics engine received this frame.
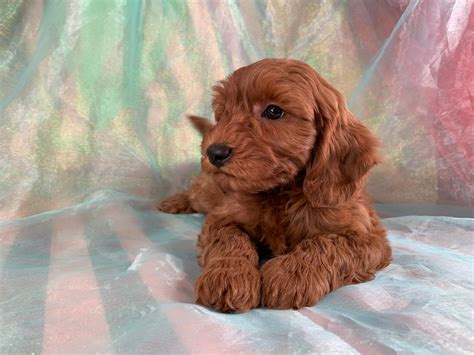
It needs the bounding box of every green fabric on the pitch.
[1,1,472,220]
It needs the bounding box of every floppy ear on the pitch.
[187,115,214,136]
[303,76,380,207]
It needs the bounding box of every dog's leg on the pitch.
[158,192,195,214]
[158,173,224,214]
[194,215,260,313]
[261,233,391,309]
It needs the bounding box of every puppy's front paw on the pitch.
[261,255,329,309]
[195,259,260,313]
[158,193,194,214]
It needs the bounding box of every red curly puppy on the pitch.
[159,58,391,312]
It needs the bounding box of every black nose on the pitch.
[206,143,232,167]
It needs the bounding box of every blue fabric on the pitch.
[1,192,472,353]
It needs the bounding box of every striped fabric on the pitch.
[1,193,473,353]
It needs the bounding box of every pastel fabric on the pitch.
[0,1,472,353]
[1,196,472,353]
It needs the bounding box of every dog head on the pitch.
[196,58,379,207]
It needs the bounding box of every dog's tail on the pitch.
[187,115,214,136]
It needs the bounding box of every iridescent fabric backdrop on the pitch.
[1,0,472,220]
[1,1,473,354]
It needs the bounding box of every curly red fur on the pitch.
[159,58,392,312]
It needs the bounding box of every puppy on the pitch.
[159,58,391,312]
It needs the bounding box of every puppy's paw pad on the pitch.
[158,193,194,214]
[195,259,260,313]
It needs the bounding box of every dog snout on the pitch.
[206,143,232,167]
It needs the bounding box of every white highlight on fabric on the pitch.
[127,248,148,271]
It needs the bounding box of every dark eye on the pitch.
[262,105,285,120]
